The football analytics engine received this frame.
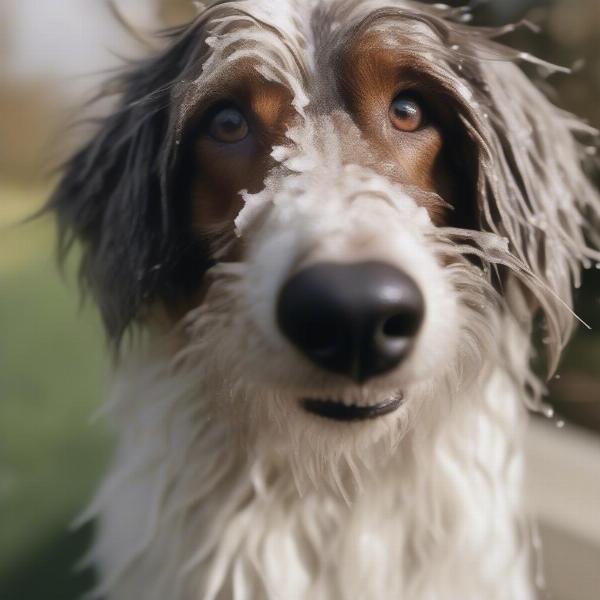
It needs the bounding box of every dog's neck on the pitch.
[88,343,534,600]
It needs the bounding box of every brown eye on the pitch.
[390,94,424,132]
[208,107,249,143]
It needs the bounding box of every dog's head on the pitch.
[52,1,599,474]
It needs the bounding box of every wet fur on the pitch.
[51,1,600,599]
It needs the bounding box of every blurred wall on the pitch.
[547,0,600,126]
[0,0,163,181]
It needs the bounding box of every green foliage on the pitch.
[0,183,110,599]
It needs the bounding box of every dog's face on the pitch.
[52,1,599,475]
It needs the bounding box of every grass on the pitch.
[0,180,110,599]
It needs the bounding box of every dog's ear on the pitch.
[49,24,211,342]
[458,54,600,362]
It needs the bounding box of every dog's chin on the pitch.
[253,388,411,492]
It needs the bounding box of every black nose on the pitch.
[277,261,425,383]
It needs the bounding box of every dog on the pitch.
[50,1,600,599]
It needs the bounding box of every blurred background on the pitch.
[0,1,598,599]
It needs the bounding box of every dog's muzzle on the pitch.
[277,261,425,386]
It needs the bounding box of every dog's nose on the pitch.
[277,261,425,383]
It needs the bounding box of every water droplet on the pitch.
[543,407,554,419]
[585,146,598,156]
[451,44,460,51]
[595,263,600,269]
[554,374,561,380]
[556,420,565,429]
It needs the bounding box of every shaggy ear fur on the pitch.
[49,22,212,341]
[429,21,600,369]
[476,58,599,363]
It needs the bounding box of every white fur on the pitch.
[85,152,535,600]
[87,342,532,600]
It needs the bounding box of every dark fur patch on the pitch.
[49,23,215,341]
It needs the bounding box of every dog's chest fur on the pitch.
[88,348,534,600]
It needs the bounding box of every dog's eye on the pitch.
[208,107,249,143]
[390,94,424,132]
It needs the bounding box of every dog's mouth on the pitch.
[302,393,404,422]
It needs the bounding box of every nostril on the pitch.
[382,312,421,338]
